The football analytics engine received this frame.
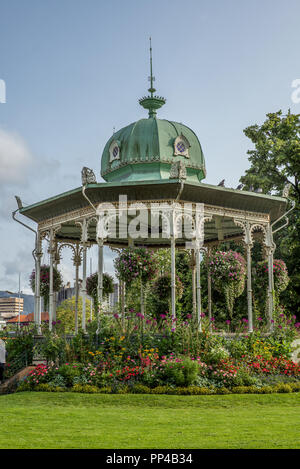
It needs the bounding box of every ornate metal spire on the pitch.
[148,37,155,96]
[139,37,166,118]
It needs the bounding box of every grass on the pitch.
[0,392,299,449]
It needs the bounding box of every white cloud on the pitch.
[0,127,62,220]
[3,247,35,277]
[0,128,33,184]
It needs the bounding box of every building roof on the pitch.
[101,118,206,183]
[19,179,287,225]
[7,312,49,323]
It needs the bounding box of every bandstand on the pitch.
[12,47,292,336]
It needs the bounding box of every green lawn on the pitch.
[0,392,299,449]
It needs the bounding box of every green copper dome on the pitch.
[101,117,206,183]
[101,39,206,184]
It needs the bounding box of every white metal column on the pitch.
[48,230,54,331]
[81,245,87,332]
[97,239,103,334]
[245,222,253,333]
[171,237,176,320]
[196,246,202,331]
[35,232,42,335]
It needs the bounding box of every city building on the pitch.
[57,282,80,307]
[0,297,23,320]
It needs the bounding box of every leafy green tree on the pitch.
[56,296,92,333]
[240,110,300,316]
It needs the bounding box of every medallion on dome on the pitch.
[109,140,121,163]
[173,134,190,158]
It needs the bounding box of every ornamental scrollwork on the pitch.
[81,167,97,185]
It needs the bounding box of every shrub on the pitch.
[47,374,66,388]
[34,383,66,392]
[71,384,99,393]
[205,346,230,365]
[159,357,199,387]
[72,375,92,386]
[256,386,275,394]
[151,386,176,395]
[231,386,252,394]
[232,369,261,387]
[246,355,300,377]
[98,386,112,394]
[131,384,151,394]
[176,387,193,395]
[273,383,292,393]
[290,382,300,392]
[227,340,248,359]
[57,363,82,387]
[194,387,215,395]
[16,381,32,392]
[216,387,231,395]
[116,386,129,394]
[176,386,214,395]
[242,385,260,394]
[25,364,55,386]
[195,376,213,388]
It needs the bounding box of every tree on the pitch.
[56,296,92,333]
[240,110,300,316]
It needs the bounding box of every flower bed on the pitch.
[17,349,300,395]
[244,355,300,376]
[2,306,299,395]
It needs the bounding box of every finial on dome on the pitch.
[139,37,166,118]
[148,37,155,96]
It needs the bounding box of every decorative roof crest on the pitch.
[139,37,166,118]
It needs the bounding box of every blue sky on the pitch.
[0,0,299,294]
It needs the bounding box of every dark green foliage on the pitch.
[240,110,300,318]
[86,272,114,302]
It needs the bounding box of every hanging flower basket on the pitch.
[86,272,114,305]
[152,273,184,301]
[30,265,63,311]
[114,248,157,285]
[255,259,289,294]
[209,250,246,318]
